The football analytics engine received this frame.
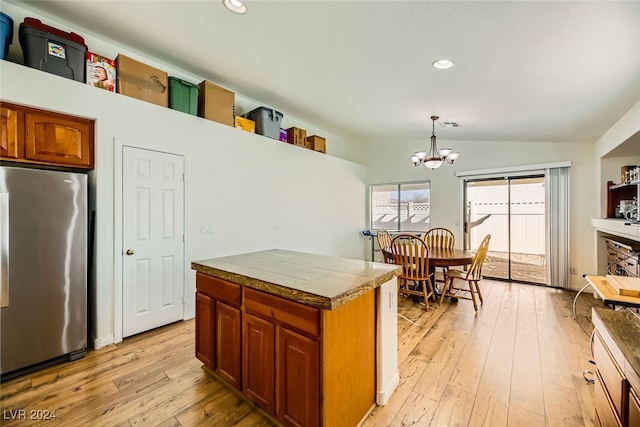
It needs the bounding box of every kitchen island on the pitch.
[191,249,401,427]
[591,307,640,427]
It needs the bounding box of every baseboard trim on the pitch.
[376,369,400,405]
[93,334,115,350]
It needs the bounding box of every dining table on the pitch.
[381,246,475,269]
[381,245,475,299]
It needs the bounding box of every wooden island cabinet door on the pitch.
[195,291,215,369]
[277,327,320,427]
[215,300,242,389]
[243,312,275,413]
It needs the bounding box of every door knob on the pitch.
[126,249,135,255]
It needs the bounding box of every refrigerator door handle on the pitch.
[1,192,8,308]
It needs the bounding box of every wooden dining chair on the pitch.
[423,227,455,284]
[376,229,394,264]
[422,227,455,250]
[390,234,436,310]
[439,234,491,312]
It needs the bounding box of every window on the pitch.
[370,181,430,232]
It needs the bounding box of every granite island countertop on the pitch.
[191,249,401,310]
[592,307,640,392]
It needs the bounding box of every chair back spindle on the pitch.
[423,227,455,249]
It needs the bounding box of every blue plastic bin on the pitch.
[0,12,13,60]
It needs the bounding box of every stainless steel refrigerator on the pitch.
[1,166,87,379]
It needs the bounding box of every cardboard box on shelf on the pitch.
[116,54,168,107]
[198,80,234,126]
[306,135,326,153]
[286,127,307,147]
[86,52,116,92]
[235,116,255,133]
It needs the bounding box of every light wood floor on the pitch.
[0,280,598,426]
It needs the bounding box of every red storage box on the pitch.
[19,17,87,82]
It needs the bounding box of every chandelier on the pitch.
[410,115,460,169]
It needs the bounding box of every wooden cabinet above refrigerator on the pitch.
[1,101,94,170]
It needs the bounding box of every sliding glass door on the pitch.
[464,176,546,284]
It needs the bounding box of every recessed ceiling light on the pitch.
[223,0,247,14]
[432,59,454,70]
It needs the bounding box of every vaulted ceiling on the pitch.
[10,1,640,144]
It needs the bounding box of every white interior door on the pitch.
[122,146,185,338]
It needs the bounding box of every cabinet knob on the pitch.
[126,249,135,255]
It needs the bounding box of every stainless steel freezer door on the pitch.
[0,166,87,375]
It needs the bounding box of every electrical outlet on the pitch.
[570,267,577,274]
[200,224,215,234]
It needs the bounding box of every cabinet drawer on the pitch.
[595,371,623,427]
[196,272,241,307]
[630,388,640,427]
[244,288,319,338]
[594,331,628,421]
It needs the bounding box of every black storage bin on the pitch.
[19,18,87,82]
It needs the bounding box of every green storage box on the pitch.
[169,77,199,115]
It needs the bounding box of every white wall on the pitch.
[345,137,597,290]
[595,98,640,217]
[1,2,370,347]
[595,98,640,159]
[1,2,351,159]
[3,0,639,337]
[0,60,368,347]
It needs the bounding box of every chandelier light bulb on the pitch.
[424,159,443,169]
[439,148,452,157]
[446,152,460,163]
